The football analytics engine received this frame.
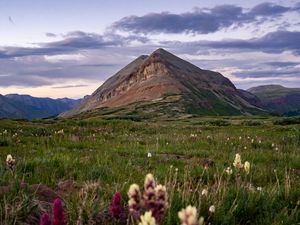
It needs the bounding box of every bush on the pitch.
[273,116,300,125]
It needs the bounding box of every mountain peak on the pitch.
[62,49,265,118]
[149,48,177,60]
[152,48,169,54]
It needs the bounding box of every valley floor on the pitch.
[0,116,299,224]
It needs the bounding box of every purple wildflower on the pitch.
[52,198,66,225]
[40,213,52,225]
[110,192,123,219]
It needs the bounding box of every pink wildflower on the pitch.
[110,192,123,219]
[52,198,66,225]
[40,213,52,225]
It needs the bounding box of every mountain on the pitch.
[0,94,81,119]
[62,48,265,118]
[248,85,300,116]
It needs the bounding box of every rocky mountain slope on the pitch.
[248,85,300,116]
[62,48,265,118]
[0,94,81,119]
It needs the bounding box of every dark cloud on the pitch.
[234,69,299,78]
[265,61,300,67]
[0,75,52,87]
[249,2,290,16]
[167,31,300,55]
[111,2,297,34]
[0,32,148,59]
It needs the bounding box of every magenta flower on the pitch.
[110,192,123,219]
[52,198,66,225]
[40,213,52,225]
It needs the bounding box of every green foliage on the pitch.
[273,116,300,125]
[0,117,299,224]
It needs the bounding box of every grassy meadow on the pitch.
[0,116,299,224]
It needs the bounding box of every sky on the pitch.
[0,0,300,98]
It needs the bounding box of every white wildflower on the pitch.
[257,187,262,191]
[201,189,208,197]
[209,205,215,213]
[233,153,243,169]
[139,211,156,225]
[225,167,233,175]
[244,161,250,174]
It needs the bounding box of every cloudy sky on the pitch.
[1,0,300,98]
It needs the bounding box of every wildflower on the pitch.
[201,189,208,197]
[147,152,152,158]
[233,153,243,169]
[244,146,247,150]
[258,140,262,144]
[271,143,275,147]
[143,174,156,209]
[52,198,66,225]
[225,167,233,175]
[257,187,262,191]
[199,217,205,225]
[139,211,156,225]
[153,184,168,222]
[178,205,198,225]
[209,205,215,213]
[56,129,64,135]
[40,213,52,225]
[128,184,142,215]
[251,139,254,143]
[110,192,123,219]
[244,161,250,174]
[239,136,242,140]
[6,154,16,171]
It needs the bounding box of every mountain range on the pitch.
[1,49,299,119]
[0,94,81,119]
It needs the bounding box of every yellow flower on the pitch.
[244,161,250,174]
[139,211,156,225]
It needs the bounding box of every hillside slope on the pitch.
[248,85,300,116]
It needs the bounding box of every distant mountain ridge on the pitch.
[248,85,300,116]
[0,94,81,119]
[62,48,266,118]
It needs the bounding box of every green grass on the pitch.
[0,117,299,224]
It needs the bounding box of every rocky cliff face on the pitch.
[62,48,265,118]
